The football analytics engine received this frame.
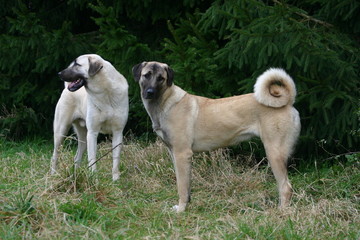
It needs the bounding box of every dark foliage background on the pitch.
[0,0,359,159]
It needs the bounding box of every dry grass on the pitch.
[0,137,359,239]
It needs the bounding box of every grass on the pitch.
[0,137,359,239]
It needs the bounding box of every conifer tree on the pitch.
[0,0,358,157]
[164,0,359,155]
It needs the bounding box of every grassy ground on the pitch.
[0,137,359,239]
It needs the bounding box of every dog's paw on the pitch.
[172,204,186,213]
[112,173,120,181]
[50,168,58,175]
[172,205,179,212]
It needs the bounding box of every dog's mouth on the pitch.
[68,78,86,92]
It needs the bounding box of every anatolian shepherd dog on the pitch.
[132,62,300,212]
[51,54,129,181]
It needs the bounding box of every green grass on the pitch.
[0,137,359,239]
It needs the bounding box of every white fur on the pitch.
[51,54,129,181]
[254,68,296,108]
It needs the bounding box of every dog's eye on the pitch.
[157,76,164,82]
[144,72,151,79]
[72,60,81,67]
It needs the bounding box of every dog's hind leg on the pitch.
[263,111,300,207]
[51,120,71,175]
[111,131,123,181]
[73,121,87,168]
[262,140,293,208]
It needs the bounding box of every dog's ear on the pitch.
[88,57,103,76]
[132,62,146,82]
[165,65,174,86]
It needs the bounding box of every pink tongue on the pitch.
[68,79,80,89]
[68,81,76,89]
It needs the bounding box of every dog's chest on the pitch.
[150,113,170,145]
[153,126,171,149]
[153,125,165,141]
[151,115,167,141]
[87,106,123,134]
[144,101,172,145]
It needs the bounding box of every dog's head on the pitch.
[58,54,104,92]
[132,62,174,100]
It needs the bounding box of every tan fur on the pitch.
[133,62,300,212]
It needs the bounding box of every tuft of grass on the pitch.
[1,190,36,224]
[49,165,100,194]
[0,137,359,239]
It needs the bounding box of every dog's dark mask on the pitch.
[58,57,103,92]
[58,69,86,92]
[132,62,174,100]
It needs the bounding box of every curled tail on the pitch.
[254,68,297,108]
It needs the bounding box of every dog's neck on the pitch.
[143,85,186,131]
[86,64,128,108]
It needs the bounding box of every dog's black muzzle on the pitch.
[144,87,156,99]
[58,69,86,92]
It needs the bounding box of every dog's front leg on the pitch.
[111,131,123,181]
[73,124,87,168]
[87,130,98,172]
[172,149,193,213]
[51,134,64,174]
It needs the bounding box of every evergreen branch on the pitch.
[322,151,360,161]
[74,31,99,37]
[295,12,334,28]
[273,0,334,28]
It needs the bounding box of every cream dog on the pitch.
[51,54,129,180]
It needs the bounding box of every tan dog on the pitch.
[132,62,300,212]
[51,54,129,181]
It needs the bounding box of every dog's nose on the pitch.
[58,72,64,81]
[145,88,155,99]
